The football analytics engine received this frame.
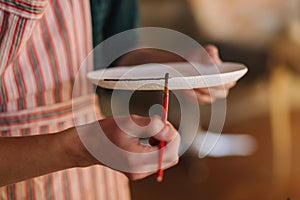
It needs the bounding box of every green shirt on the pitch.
[90,0,139,48]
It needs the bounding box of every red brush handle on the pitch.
[157,73,169,182]
[157,140,166,182]
[161,92,169,123]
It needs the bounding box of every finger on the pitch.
[126,158,179,181]
[119,115,165,139]
[204,45,222,64]
[180,89,215,104]
[134,141,159,153]
[201,82,236,99]
[210,89,228,99]
[131,129,180,174]
[194,87,228,99]
[209,82,236,91]
[180,90,200,104]
[162,134,180,167]
[224,81,236,89]
[162,158,179,170]
[126,171,154,181]
[194,88,210,95]
[196,93,216,105]
[152,123,178,143]
[129,115,149,125]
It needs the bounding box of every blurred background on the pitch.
[126,0,300,199]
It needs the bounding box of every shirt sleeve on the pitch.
[0,0,48,75]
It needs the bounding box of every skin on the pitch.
[184,45,236,104]
[117,45,236,104]
[0,45,235,186]
[0,115,179,186]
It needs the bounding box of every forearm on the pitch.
[0,127,94,186]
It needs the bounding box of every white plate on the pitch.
[87,62,247,90]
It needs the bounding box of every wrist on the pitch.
[61,126,99,168]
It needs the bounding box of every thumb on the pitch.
[151,123,178,143]
[204,45,222,64]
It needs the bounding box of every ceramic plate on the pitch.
[87,62,247,90]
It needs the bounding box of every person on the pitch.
[0,0,235,199]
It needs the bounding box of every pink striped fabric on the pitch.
[0,0,130,199]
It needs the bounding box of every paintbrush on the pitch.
[157,73,169,182]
